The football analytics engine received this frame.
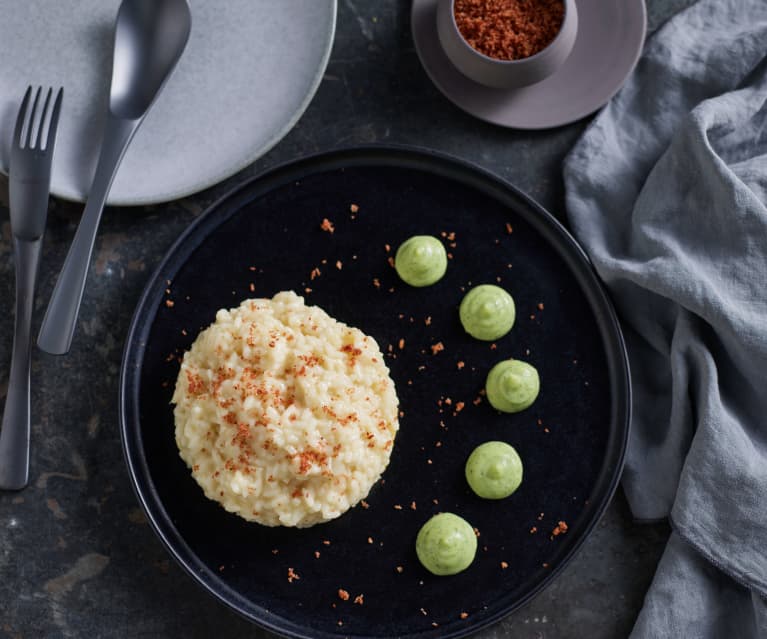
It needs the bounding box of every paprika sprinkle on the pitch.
[454,0,565,61]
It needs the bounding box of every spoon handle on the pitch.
[37,115,139,355]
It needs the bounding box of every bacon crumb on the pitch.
[460,612,469,620]
[552,520,569,537]
[287,567,300,583]
[430,342,444,355]
[384,243,391,252]
[424,316,432,326]
[314,551,320,559]
[353,595,364,605]
[410,501,417,511]
[396,565,404,573]
[360,500,370,509]
[472,397,482,406]
[323,540,331,546]
[500,561,509,569]
[373,278,380,288]
[398,338,405,350]
[181,329,187,336]
[350,203,359,213]
[305,287,312,294]
[336,260,343,270]
[218,565,225,572]
[457,361,465,369]
[387,257,395,268]
[310,267,321,280]
[530,526,538,534]
[455,401,465,413]
[249,283,255,292]
[394,504,403,510]
[432,622,439,628]
[320,218,335,233]
[490,343,497,350]
[367,537,373,544]
[420,608,428,616]
[165,299,174,308]
[271,549,279,555]
[338,589,350,601]
[538,302,545,310]
[505,223,513,234]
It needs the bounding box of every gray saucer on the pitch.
[412,0,646,129]
[0,0,336,205]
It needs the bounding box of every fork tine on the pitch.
[34,88,53,150]
[24,87,42,149]
[12,86,31,150]
[45,88,64,152]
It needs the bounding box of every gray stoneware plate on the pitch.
[412,0,646,129]
[0,0,336,206]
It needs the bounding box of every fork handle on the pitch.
[0,238,42,490]
[37,115,139,355]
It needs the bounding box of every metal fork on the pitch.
[0,86,63,490]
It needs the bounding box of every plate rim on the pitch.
[119,144,631,639]
[0,0,337,207]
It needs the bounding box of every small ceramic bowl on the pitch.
[436,0,578,90]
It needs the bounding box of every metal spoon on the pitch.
[37,0,191,355]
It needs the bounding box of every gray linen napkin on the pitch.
[563,0,767,635]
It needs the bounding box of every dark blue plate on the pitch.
[120,146,630,639]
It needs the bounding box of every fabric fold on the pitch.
[563,0,767,635]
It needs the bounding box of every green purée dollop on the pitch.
[465,441,523,499]
[394,235,448,287]
[415,512,477,576]
[459,284,515,341]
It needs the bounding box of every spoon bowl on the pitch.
[111,0,192,119]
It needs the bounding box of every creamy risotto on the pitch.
[172,291,399,527]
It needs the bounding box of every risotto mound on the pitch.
[172,291,399,527]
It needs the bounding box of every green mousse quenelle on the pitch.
[394,235,447,287]
[415,512,477,576]
[459,284,515,341]
[465,441,523,499]
[485,359,540,413]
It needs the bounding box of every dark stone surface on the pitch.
[0,1,694,637]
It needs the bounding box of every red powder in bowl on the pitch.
[454,0,565,61]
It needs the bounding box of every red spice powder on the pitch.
[454,0,564,61]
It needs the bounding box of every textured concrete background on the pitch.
[0,0,694,637]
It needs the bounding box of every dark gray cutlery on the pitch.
[37,0,191,355]
[0,86,63,490]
